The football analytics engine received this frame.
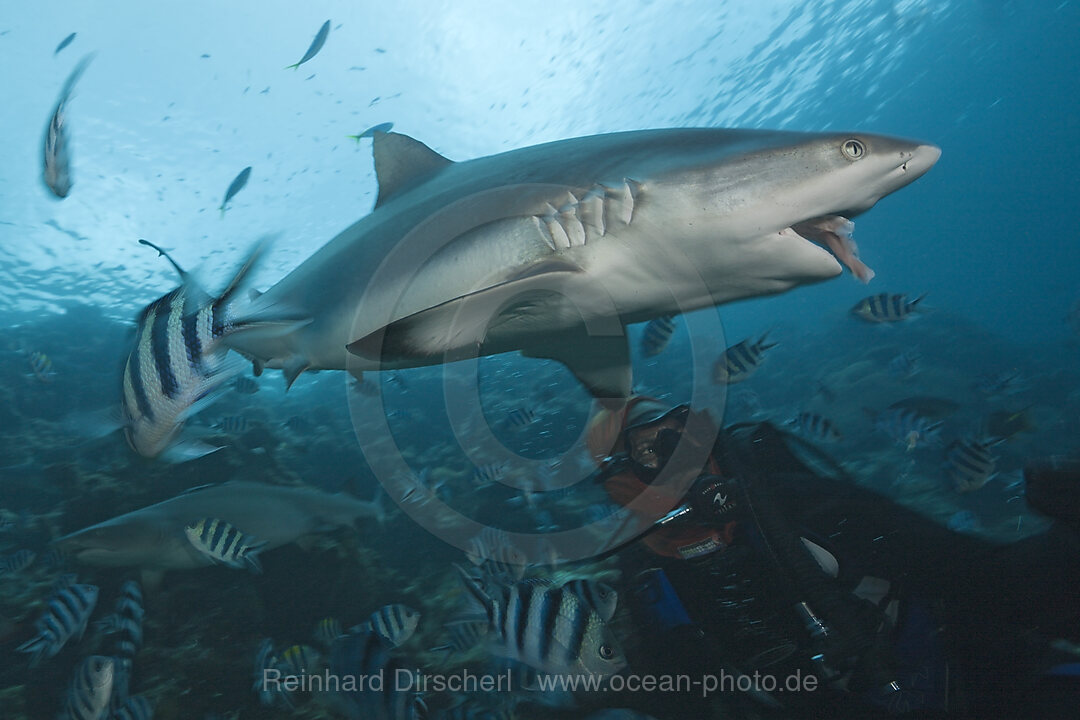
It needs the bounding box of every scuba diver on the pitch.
[583,398,1080,719]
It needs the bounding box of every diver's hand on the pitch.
[688,474,739,521]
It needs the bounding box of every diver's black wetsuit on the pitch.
[596,417,1080,719]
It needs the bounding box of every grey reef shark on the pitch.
[227,127,940,404]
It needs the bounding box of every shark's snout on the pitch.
[900,144,942,179]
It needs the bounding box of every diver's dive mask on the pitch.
[623,404,719,481]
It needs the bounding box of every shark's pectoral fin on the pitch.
[346,259,584,364]
[283,355,310,391]
[522,331,631,405]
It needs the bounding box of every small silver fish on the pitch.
[286,20,330,69]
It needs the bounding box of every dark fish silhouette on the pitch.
[219,166,251,216]
[286,20,330,69]
[54,32,76,55]
[347,122,394,142]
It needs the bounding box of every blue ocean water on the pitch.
[1,1,1078,719]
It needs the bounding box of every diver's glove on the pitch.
[688,474,740,522]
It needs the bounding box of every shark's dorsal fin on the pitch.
[373,132,453,209]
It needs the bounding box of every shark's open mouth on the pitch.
[790,215,875,283]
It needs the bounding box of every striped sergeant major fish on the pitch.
[313,617,344,650]
[60,655,114,720]
[277,643,324,676]
[121,238,302,461]
[455,566,627,679]
[328,628,427,720]
[713,332,777,384]
[17,582,99,666]
[429,618,489,657]
[184,518,267,573]
[473,463,504,486]
[43,53,94,199]
[253,638,283,707]
[640,314,676,357]
[97,580,144,665]
[786,412,843,443]
[946,436,1002,492]
[112,695,153,720]
[851,292,926,323]
[351,604,420,648]
[465,527,528,581]
[561,578,619,622]
[269,643,325,709]
[506,407,536,427]
[872,407,943,451]
[888,349,921,379]
[29,350,55,382]
[233,375,260,394]
[213,415,248,434]
[0,548,36,575]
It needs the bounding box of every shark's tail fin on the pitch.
[216,238,312,341]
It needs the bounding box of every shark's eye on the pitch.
[842,139,866,160]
